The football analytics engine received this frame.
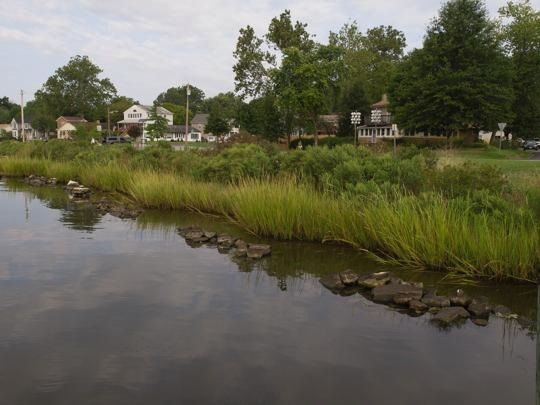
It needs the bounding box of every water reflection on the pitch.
[0,180,536,405]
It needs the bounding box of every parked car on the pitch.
[523,140,539,150]
[102,136,131,145]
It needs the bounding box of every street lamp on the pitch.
[185,84,191,142]
[370,109,382,144]
[351,111,362,147]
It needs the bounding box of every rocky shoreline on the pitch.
[320,270,531,328]
[177,226,272,260]
[23,175,143,219]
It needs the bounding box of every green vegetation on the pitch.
[0,140,538,282]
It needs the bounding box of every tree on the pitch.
[389,0,514,136]
[206,111,230,141]
[0,97,18,123]
[266,10,315,52]
[238,95,283,141]
[127,126,142,139]
[34,55,117,121]
[154,85,205,113]
[201,92,243,122]
[145,107,169,139]
[25,100,56,133]
[500,0,540,138]
[161,102,192,125]
[337,79,371,136]
[329,22,406,104]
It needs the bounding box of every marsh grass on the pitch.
[1,156,538,281]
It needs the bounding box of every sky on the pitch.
[1,0,538,105]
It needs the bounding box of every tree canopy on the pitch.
[34,55,117,121]
[389,0,514,135]
[145,107,169,138]
[154,85,205,114]
[499,0,540,138]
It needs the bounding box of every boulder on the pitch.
[66,180,80,189]
[449,289,471,307]
[422,294,451,308]
[70,186,91,199]
[319,274,344,292]
[492,305,514,318]
[339,270,359,286]
[246,244,271,259]
[371,283,423,304]
[409,299,429,314]
[468,299,492,318]
[358,272,393,289]
[432,307,470,325]
[471,318,489,327]
[217,234,236,249]
[234,239,248,249]
[184,230,206,243]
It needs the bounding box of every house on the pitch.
[164,125,203,142]
[318,114,340,135]
[191,113,209,134]
[56,116,88,139]
[356,95,400,141]
[117,105,173,140]
[10,118,45,140]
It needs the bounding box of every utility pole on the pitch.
[107,106,111,136]
[185,83,190,142]
[20,90,25,142]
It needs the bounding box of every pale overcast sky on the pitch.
[1,0,538,104]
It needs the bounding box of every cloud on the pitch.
[0,0,538,104]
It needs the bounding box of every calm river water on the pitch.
[0,180,536,405]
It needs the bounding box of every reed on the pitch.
[1,156,538,281]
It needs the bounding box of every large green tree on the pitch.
[145,107,169,139]
[500,0,540,138]
[205,111,231,141]
[0,97,18,123]
[161,102,192,125]
[389,0,514,135]
[201,92,243,122]
[154,85,205,114]
[34,55,117,121]
[329,23,406,104]
[238,95,283,141]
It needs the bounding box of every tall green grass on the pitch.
[1,156,538,281]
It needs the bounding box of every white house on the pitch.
[56,116,88,139]
[164,126,203,142]
[118,105,173,140]
[10,118,45,140]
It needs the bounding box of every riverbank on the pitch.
[0,153,538,282]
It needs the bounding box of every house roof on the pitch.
[56,116,87,123]
[192,113,209,125]
[135,105,173,115]
[371,94,389,109]
[168,125,201,134]
[12,117,33,124]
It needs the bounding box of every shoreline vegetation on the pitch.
[0,140,538,282]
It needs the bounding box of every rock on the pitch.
[184,230,206,243]
[70,186,91,199]
[339,287,359,297]
[246,244,271,259]
[409,299,429,314]
[432,307,470,325]
[339,270,359,286]
[234,239,248,249]
[450,294,471,307]
[428,307,441,314]
[358,272,392,289]
[232,247,247,258]
[66,180,80,189]
[492,305,514,318]
[471,318,489,327]
[217,234,236,249]
[371,283,423,304]
[393,293,415,306]
[422,294,451,308]
[319,274,344,292]
[468,299,492,318]
[49,177,57,185]
[203,231,217,240]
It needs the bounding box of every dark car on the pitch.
[102,136,131,145]
[523,140,539,150]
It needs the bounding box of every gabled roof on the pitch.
[12,117,33,124]
[192,113,209,125]
[168,125,201,134]
[134,105,173,115]
[56,116,87,123]
[371,94,389,109]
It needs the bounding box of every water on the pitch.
[0,180,536,405]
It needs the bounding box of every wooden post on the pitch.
[185,84,190,142]
[20,90,25,142]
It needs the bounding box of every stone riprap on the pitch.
[319,270,522,329]
[177,226,271,260]
[24,175,57,187]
